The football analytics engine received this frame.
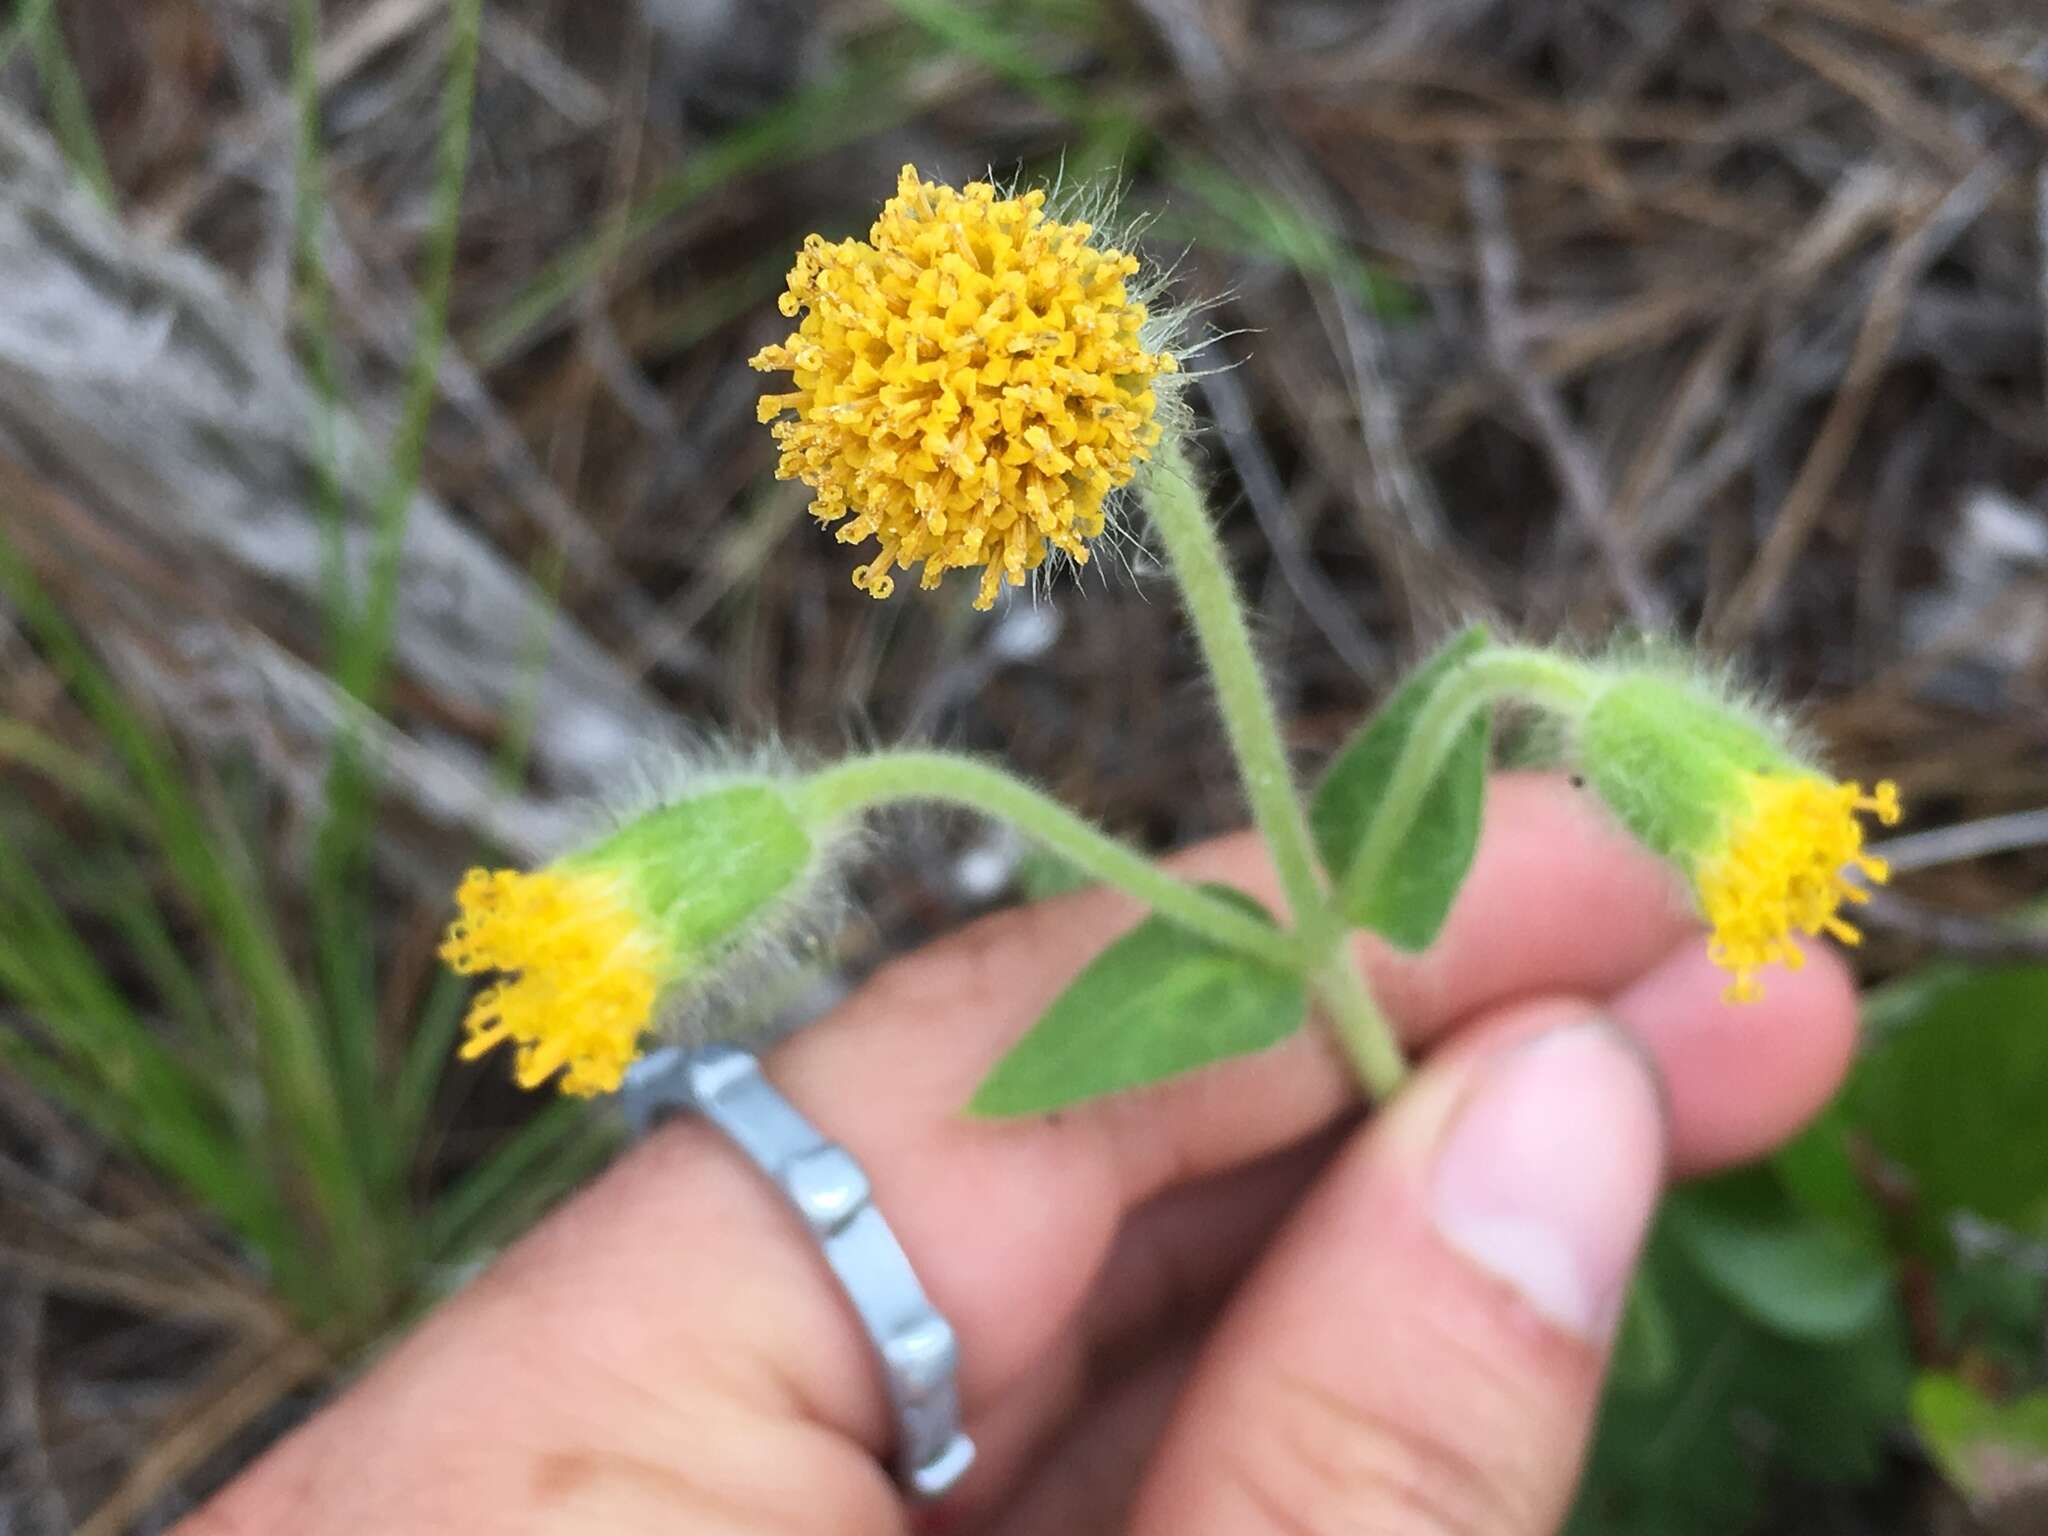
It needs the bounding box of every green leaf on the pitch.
[1935,1251,2047,1376]
[969,888,1305,1117]
[1665,1170,1893,1344]
[1913,1372,2048,1502]
[1568,1218,1911,1536]
[1851,964,2048,1233]
[1770,1099,1889,1251]
[1310,625,1491,950]
[1609,1272,1679,1393]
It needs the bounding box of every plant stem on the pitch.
[796,751,1304,971]
[1314,957,1409,1099]
[1335,647,1599,921]
[1139,443,1331,933]
[1139,442,1410,1093]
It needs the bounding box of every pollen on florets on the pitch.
[1696,775,1902,1003]
[441,866,669,1098]
[751,165,1179,609]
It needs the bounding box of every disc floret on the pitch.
[1695,774,1902,1002]
[442,866,668,1098]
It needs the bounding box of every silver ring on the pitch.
[621,1044,976,1502]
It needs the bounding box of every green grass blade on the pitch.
[85,849,231,1071]
[22,1,114,206]
[332,0,485,708]
[1160,154,1414,315]
[0,0,51,74]
[289,0,384,1207]
[880,0,1087,115]
[302,0,484,1216]
[0,1017,120,1132]
[423,1098,620,1263]
[0,837,288,1254]
[0,719,150,830]
[475,52,937,365]
[0,535,371,1286]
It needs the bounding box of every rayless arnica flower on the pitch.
[439,165,1905,1120]
[1574,668,1902,1003]
[751,166,1179,608]
[441,780,826,1097]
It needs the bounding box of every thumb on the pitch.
[1131,999,1667,1536]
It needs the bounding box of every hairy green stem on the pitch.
[1138,443,1409,1095]
[795,751,1304,971]
[1139,444,1330,931]
[1336,648,1600,921]
[1313,957,1409,1099]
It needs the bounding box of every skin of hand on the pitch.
[180,774,1859,1536]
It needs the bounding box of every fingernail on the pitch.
[1429,1020,1665,1340]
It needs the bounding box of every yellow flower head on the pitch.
[439,781,821,1097]
[1695,776,1902,1003]
[752,165,1178,608]
[1578,669,1905,1005]
[440,866,669,1098]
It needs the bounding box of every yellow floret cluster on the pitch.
[752,165,1177,608]
[440,866,666,1097]
[1696,775,1902,1003]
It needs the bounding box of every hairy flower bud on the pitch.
[440,781,820,1096]
[1576,670,1901,1003]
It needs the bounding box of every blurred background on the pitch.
[1,0,2046,1530]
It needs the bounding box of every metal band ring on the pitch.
[621,1044,977,1502]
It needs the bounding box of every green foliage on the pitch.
[1571,1179,1913,1535]
[1162,155,1415,316]
[1913,1373,2048,1502]
[1935,1248,2047,1379]
[0,0,613,1351]
[1666,1168,1893,1344]
[1579,957,2048,1526]
[1311,625,1492,950]
[17,0,113,205]
[970,887,1304,1116]
[592,783,815,954]
[0,544,617,1339]
[882,0,1091,118]
[1852,964,2048,1234]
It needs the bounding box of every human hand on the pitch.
[184,774,1858,1536]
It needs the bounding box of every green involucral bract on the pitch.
[443,779,822,1097]
[1576,672,1798,866]
[570,782,816,958]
